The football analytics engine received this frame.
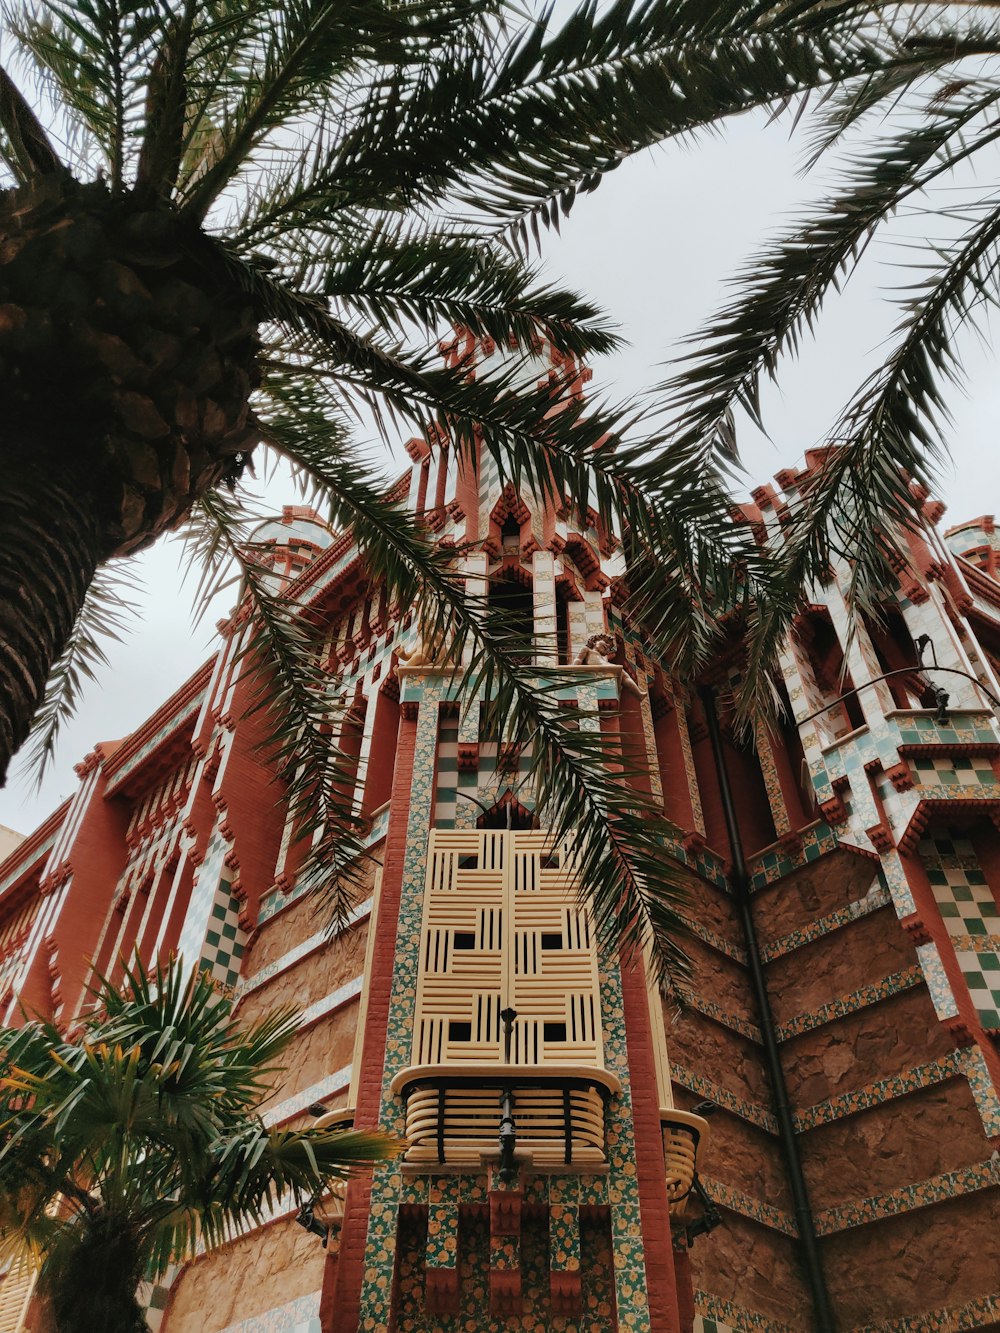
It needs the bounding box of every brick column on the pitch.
[322,712,418,1333]
[620,950,684,1333]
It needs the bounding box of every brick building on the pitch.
[1,335,999,1331]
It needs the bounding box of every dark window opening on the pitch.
[540,853,561,869]
[488,573,534,662]
[453,932,476,950]
[501,514,521,551]
[457,854,479,870]
[556,593,570,664]
[800,611,865,732]
[864,607,931,708]
[476,799,537,831]
[449,1021,472,1042]
[543,1022,567,1042]
[541,933,563,950]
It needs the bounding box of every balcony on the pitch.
[390,1063,621,1169]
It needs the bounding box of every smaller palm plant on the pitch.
[0,956,397,1333]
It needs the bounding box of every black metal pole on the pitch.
[699,687,837,1333]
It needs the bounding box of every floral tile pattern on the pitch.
[852,1290,1000,1331]
[961,1044,1000,1137]
[670,1063,777,1134]
[758,877,890,962]
[813,1157,1000,1236]
[694,1291,800,1333]
[699,1177,797,1237]
[681,916,748,964]
[774,967,923,1042]
[673,984,762,1043]
[792,1052,965,1132]
[392,1201,618,1331]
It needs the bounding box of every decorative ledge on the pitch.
[774,966,923,1042]
[813,1156,1000,1235]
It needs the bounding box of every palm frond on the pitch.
[10,0,165,188]
[258,391,693,975]
[661,66,1000,474]
[21,560,142,782]
[0,59,64,179]
[181,490,375,931]
[0,953,400,1296]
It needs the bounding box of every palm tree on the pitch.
[0,955,397,1333]
[659,0,1000,720]
[0,0,958,967]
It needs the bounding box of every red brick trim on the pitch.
[619,951,683,1333]
[323,712,418,1333]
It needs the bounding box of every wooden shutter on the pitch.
[412,830,604,1069]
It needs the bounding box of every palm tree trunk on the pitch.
[0,458,102,783]
[44,1212,149,1333]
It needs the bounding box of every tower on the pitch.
[0,348,999,1331]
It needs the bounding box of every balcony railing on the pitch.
[390,1064,621,1168]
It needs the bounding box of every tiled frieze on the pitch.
[961,1044,1000,1137]
[911,755,999,789]
[892,709,999,749]
[700,1177,797,1237]
[673,984,762,1044]
[812,1156,1000,1235]
[216,1291,321,1333]
[880,851,919,919]
[680,915,748,964]
[236,899,372,999]
[670,1063,778,1135]
[753,723,792,837]
[104,690,204,794]
[758,877,890,961]
[694,1291,799,1333]
[773,967,923,1043]
[791,1051,966,1133]
[0,828,57,898]
[262,1062,352,1127]
[851,1290,1000,1333]
[748,822,840,890]
[916,941,961,1023]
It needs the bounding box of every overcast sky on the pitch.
[2,106,997,834]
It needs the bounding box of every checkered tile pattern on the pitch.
[198,881,247,989]
[693,1316,736,1333]
[433,716,536,828]
[911,755,997,787]
[919,831,1000,1030]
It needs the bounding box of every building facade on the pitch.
[1,336,1000,1332]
